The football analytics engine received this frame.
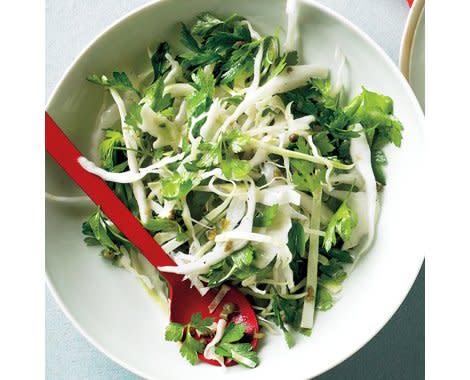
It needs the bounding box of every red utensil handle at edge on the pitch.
[45,112,179,279]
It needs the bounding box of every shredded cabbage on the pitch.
[79,3,403,357]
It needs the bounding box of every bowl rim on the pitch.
[46,0,425,378]
[399,0,425,79]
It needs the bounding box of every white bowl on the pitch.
[46,0,425,379]
[400,0,425,111]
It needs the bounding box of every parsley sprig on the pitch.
[165,313,214,365]
[165,313,259,368]
[214,322,259,368]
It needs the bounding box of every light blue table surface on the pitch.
[46,1,424,378]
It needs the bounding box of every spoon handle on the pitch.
[45,112,178,276]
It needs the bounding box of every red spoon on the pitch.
[45,112,259,366]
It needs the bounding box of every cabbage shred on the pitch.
[82,9,403,349]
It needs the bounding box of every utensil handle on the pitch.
[45,112,178,277]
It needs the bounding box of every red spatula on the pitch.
[45,112,259,366]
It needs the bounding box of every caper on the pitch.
[102,250,116,260]
[289,133,299,143]
[220,303,238,320]
[206,229,217,241]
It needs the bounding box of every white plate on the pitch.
[46,0,425,379]
[400,0,425,111]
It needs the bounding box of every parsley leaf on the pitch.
[144,217,180,233]
[82,208,130,254]
[180,23,203,52]
[191,13,224,39]
[98,129,125,171]
[323,198,358,252]
[221,157,251,179]
[319,258,347,282]
[85,209,118,252]
[205,245,260,287]
[326,248,354,264]
[165,322,184,342]
[271,292,298,348]
[186,69,216,136]
[124,102,143,129]
[346,87,404,148]
[215,322,259,368]
[231,246,255,269]
[186,191,212,221]
[223,130,250,153]
[198,130,251,176]
[150,42,170,82]
[161,172,196,200]
[290,137,325,193]
[190,312,214,334]
[316,286,334,311]
[219,322,245,343]
[198,141,221,168]
[287,220,306,258]
[180,334,205,365]
[144,77,173,114]
[310,77,339,110]
[215,343,259,368]
[220,40,261,84]
[87,71,140,96]
[253,204,279,227]
[312,131,335,155]
[164,312,214,365]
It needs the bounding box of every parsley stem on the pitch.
[300,185,322,329]
[250,139,354,170]
[240,288,309,300]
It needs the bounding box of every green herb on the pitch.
[186,69,216,135]
[82,208,130,255]
[319,258,347,282]
[124,102,143,129]
[150,42,171,82]
[164,312,215,365]
[326,248,354,264]
[287,221,306,258]
[192,13,225,39]
[290,137,325,193]
[370,135,389,185]
[220,40,261,84]
[323,198,358,252]
[186,191,212,221]
[144,217,181,233]
[205,245,260,287]
[197,130,251,177]
[253,204,279,227]
[98,129,125,171]
[221,158,251,179]
[144,77,173,114]
[215,322,259,368]
[271,292,302,348]
[312,131,335,155]
[161,172,199,200]
[164,322,184,341]
[316,286,334,311]
[87,71,140,96]
[344,87,404,184]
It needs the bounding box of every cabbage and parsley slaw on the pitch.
[79,0,403,368]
